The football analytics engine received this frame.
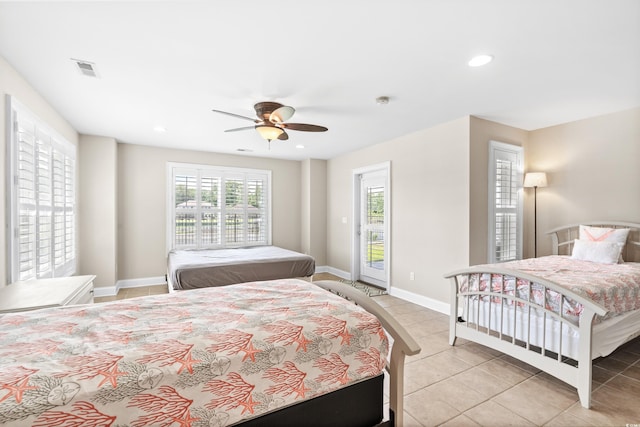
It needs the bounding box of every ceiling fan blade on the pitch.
[281,123,328,132]
[212,109,259,123]
[224,126,257,132]
[269,106,295,124]
[277,130,289,141]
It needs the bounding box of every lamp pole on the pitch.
[523,172,547,259]
[533,185,538,258]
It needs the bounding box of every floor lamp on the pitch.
[523,172,548,258]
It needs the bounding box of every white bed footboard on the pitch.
[313,280,421,427]
[445,268,607,408]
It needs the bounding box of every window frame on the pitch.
[487,140,524,263]
[166,162,272,252]
[6,95,77,282]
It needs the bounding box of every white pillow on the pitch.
[571,239,623,264]
[579,225,629,262]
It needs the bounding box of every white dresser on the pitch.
[0,275,96,313]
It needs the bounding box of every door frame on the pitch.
[351,161,391,290]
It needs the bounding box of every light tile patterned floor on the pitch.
[95,275,640,426]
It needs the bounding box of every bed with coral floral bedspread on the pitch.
[0,278,389,426]
[462,255,640,323]
[445,221,640,410]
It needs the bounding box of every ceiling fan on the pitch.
[212,101,328,145]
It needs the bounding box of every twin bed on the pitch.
[167,246,315,291]
[445,221,640,408]
[0,277,420,426]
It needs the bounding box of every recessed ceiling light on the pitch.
[296,145,305,149]
[153,126,167,133]
[468,54,493,67]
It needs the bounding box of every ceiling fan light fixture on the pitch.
[256,125,284,141]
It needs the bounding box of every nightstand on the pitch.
[0,275,96,313]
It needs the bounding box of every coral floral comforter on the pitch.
[0,279,388,426]
[462,256,640,323]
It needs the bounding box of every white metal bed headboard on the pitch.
[547,221,640,262]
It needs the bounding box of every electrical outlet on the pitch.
[409,272,415,281]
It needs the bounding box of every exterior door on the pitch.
[359,170,387,287]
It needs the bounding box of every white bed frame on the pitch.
[445,221,640,409]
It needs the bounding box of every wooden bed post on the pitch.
[388,345,406,426]
[312,280,421,427]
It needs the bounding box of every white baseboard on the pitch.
[94,276,167,298]
[389,286,450,315]
[93,285,118,298]
[316,265,351,280]
[315,266,450,315]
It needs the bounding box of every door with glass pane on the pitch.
[359,170,387,286]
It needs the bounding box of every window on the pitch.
[167,163,271,250]
[488,141,523,263]
[7,96,76,281]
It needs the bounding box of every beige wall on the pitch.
[327,117,471,304]
[78,135,118,287]
[301,159,327,265]
[469,117,528,264]
[116,144,303,281]
[0,55,78,287]
[526,107,640,256]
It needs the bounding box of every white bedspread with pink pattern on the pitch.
[0,279,388,426]
[462,256,640,323]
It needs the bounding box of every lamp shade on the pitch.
[256,125,284,141]
[523,172,548,188]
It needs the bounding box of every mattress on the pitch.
[0,279,388,426]
[168,246,316,290]
[464,298,640,360]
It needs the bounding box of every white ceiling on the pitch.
[1,1,639,161]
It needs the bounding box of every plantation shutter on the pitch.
[170,164,270,250]
[488,141,523,263]
[8,97,76,282]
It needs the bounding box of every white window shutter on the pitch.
[488,141,523,263]
[8,96,77,282]
[168,163,271,250]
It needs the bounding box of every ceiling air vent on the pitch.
[71,58,99,78]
